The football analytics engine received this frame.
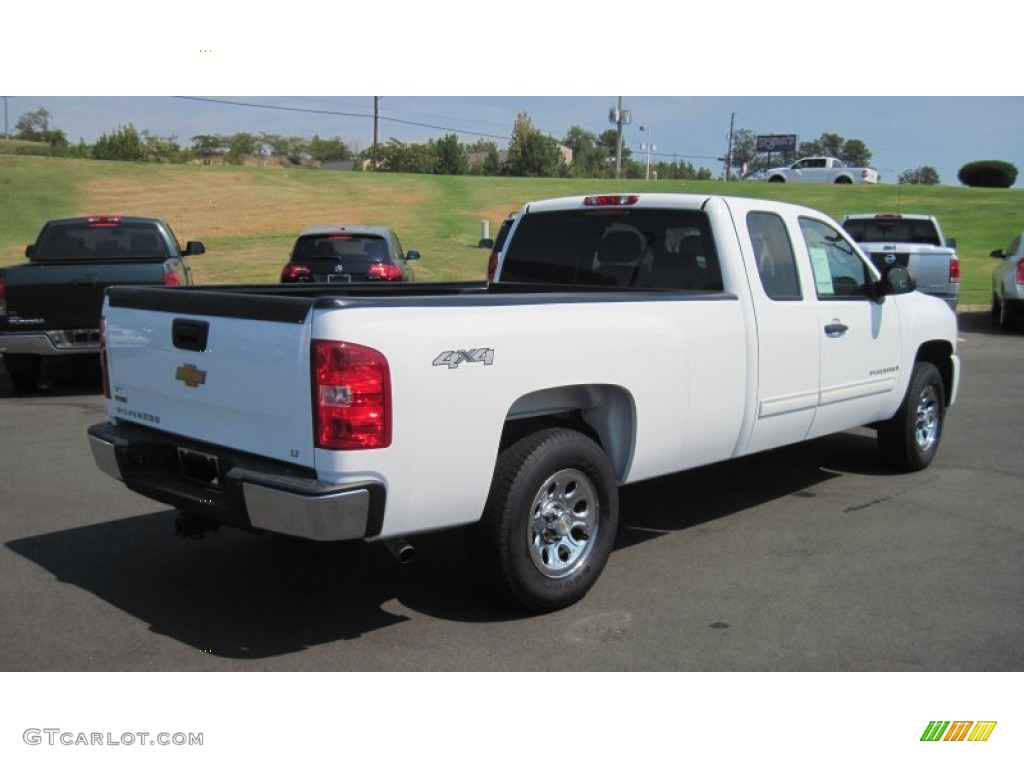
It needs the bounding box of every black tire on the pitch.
[991,292,1001,320]
[878,362,945,472]
[999,296,1017,332]
[3,354,42,392]
[768,176,785,183]
[479,428,618,613]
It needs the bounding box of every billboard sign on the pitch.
[756,134,797,153]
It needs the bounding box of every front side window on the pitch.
[799,217,871,299]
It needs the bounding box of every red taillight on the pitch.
[162,265,182,286]
[368,263,403,281]
[99,316,110,399]
[86,215,122,228]
[583,195,640,207]
[282,263,312,282]
[313,341,391,450]
[948,255,960,283]
[1016,258,1024,286]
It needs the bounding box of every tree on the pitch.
[796,132,873,166]
[598,129,629,169]
[505,112,564,177]
[14,107,67,148]
[92,124,145,161]
[729,128,760,176]
[467,141,502,176]
[561,125,607,178]
[141,131,184,163]
[431,133,468,175]
[14,107,51,141]
[898,166,941,185]
[191,134,228,163]
[958,160,1018,188]
[309,135,351,163]
[378,138,436,174]
[227,132,259,165]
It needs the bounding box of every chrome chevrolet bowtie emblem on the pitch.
[175,363,207,388]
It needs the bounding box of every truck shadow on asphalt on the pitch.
[6,431,885,661]
[0,356,103,397]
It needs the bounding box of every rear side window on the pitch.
[500,208,722,291]
[292,235,389,265]
[747,211,801,300]
[33,221,171,261]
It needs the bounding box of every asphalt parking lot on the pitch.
[1,310,1021,671]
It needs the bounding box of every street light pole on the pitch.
[639,125,653,180]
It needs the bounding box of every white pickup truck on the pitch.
[767,157,879,185]
[87,193,959,612]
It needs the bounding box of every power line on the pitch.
[173,96,511,141]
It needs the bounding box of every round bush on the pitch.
[957,160,1018,188]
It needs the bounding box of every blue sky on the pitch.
[4,3,1020,186]
[6,95,1022,187]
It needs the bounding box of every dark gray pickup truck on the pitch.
[0,215,205,390]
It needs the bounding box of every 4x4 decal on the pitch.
[433,348,494,369]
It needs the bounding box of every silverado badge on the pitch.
[175,363,208,388]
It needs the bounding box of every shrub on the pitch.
[957,160,1018,188]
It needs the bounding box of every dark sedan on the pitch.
[280,225,420,283]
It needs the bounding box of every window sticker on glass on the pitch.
[809,247,834,295]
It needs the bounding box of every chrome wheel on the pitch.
[528,468,599,579]
[913,384,940,453]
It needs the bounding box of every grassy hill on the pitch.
[3,155,1022,304]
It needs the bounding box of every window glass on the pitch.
[501,208,722,291]
[799,217,871,299]
[747,212,801,300]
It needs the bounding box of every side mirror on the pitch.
[185,241,206,256]
[990,249,1005,259]
[876,265,916,299]
[945,238,957,249]
[25,244,35,259]
[405,250,421,261]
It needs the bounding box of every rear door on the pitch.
[735,205,821,453]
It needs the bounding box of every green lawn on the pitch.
[2,155,1021,304]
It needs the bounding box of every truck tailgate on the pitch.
[860,244,956,298]
[104,288,317,468]
[3,261,169,331]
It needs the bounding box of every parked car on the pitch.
[990,233,1024,330]
[280,225,419,283]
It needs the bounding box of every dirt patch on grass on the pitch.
[80,170,428,241]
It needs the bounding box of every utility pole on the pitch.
[725,111,735,181]
[3,97,8,138]
[609,97,631,180]
[372,96,380,171]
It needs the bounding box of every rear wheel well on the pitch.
[499,385,635,482]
